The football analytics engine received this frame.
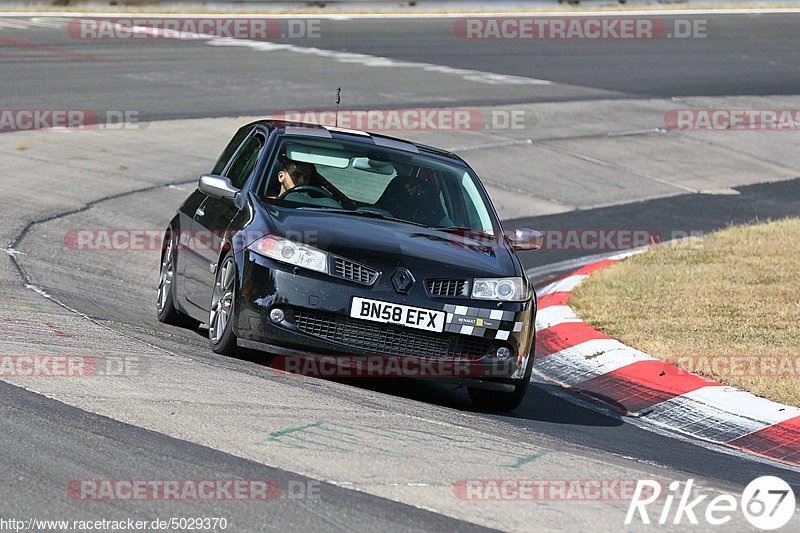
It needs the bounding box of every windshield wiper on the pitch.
[435,226,494,237]
[296,207,431,228]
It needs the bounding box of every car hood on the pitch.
[261,204,518,278]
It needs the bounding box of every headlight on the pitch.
[249,235,328,273]
[471,277,527,301]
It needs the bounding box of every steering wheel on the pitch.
[277,185,339,203]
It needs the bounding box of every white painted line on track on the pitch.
[94,21,553,85]
[526,250,625,283]
[654,386,800,427]
[5,9,800,18]
[531,371,796,471]
[535,305,580,329]
[450,138,533,151]
[532,250,800,468]
[538,273,588,295]
[532,372,800,473]
[205,38,552,85]
[536,338,656,385]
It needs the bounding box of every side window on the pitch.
[225,134,265,189]
[212,125,253,176]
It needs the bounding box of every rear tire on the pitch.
[209,252,239,356]
[467,353,533,412]
[157,231,200,329]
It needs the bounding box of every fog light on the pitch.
[496,346,511,360]
[269,308,285,323]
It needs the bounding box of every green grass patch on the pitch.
[571,218,800,406]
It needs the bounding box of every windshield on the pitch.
[258,136,497,235]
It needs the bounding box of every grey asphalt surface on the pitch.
[2,14,800,120]
[13,175,800,488]
[510,177,800,270]
[0,379,491,532]
[269,15,800,98]
[2,12,800,532]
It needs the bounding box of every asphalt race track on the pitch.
[1,11,800,532]
[3,14,800,119]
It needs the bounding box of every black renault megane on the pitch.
[157,120,542,411]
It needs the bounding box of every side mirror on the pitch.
[198,174,239,200]
[507,228,543,251]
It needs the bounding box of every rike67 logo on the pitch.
[626,477,796,530]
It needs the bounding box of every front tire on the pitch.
[157,231,200,329]
[467,353,533,412]
[209,252,239,356]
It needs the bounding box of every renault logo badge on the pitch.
[391,268,414,294]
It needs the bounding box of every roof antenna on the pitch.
[335,87,341,128]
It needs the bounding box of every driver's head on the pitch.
[278,160,315,195]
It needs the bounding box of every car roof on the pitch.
[243,119,467,165]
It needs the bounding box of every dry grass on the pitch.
[571,218,800,407]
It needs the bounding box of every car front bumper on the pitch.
[234,250,536,381]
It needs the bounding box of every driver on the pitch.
[276,158,357,210]
[277,160,314,196]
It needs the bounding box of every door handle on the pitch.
[195,207,205,217]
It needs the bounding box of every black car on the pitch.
[157,120,542,411]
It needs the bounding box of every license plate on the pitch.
[350,297,445,333]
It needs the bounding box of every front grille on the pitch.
[426,279,468,297]
[293,309,492,360]
[333,257,379,285]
